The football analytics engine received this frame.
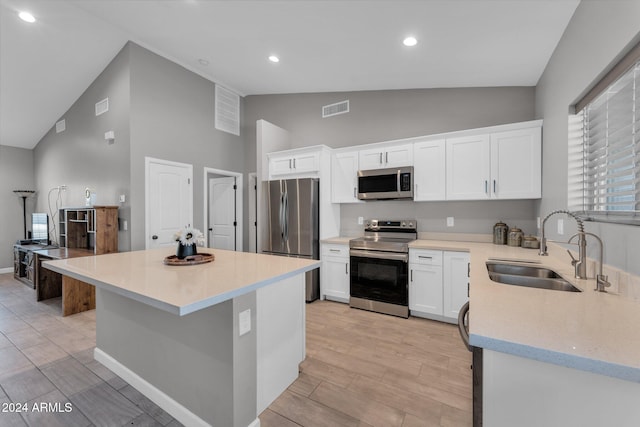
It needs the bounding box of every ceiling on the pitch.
[0,0,580,150]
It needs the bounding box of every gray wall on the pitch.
[535,1,640,275]
[128,43,245,250]
[0,146,35,268]
[33,43,132,252]
[245,87,537,237]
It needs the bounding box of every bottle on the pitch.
[493,221,508,245]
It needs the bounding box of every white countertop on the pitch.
[410,239,640,383]
[43,247,320,316]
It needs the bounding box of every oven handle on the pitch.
[349,249,408,262]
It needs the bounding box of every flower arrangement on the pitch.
[174,227,204,246]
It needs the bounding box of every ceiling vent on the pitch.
[95,98,109,116]
[215,84,240,136]
[322,100,349,118]
[55,119,66,133]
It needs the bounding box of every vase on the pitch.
[176,243,197,259]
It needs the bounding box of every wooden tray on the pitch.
[163,253,214,266]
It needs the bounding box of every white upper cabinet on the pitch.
[446,134,492,200]
[413,139,446,201]
[446,124,541,200]
[268,148,321,179]
[490,127,541,199]
[331,150,362,203]
[358,143,413,170]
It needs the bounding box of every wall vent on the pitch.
[95,98,109,116]
[322,100,349,118]
[215,84,240,136]
[55,119,66,133]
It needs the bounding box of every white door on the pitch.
[413,139,446,201]
[209,177,236,250]
[446,134,491,200]
[146,158,193,249]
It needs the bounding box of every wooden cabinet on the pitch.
[409,249,469,323]
[321,243,350,303]
[413,139,446,201]
[268,149,321,178]
[358,143,413,170]
[331,150,362,203]
[446,126,541,200]
[59,206,118,254]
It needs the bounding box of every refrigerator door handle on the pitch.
[283,190,289,241]
[279,192,285,240]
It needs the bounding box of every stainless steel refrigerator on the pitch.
[262,178,320,302]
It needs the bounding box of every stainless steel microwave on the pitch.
[357,166,414,200]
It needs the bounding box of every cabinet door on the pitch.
[413,139,446,201]
[384,143,414,167]
[409,263,443,316]
[269,155,294,176]
[331,151,361,203]
[446,134,491,200]
[443,251,470,321]
[321,256,350,303]
[490,127,541,199]
[358,147,385,170]
[291,151,320,174]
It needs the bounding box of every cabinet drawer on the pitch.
[321,244,349,258]
[409,249,443,265]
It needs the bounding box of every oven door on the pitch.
[349,249,408,306]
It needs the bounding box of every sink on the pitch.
[486,262,581,292]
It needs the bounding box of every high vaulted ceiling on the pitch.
[0,0,580,149]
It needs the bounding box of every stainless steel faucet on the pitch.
[539,210,587,279]
[569,232,611,292]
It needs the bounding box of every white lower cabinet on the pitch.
[409,249,469,323]
[321,243,350,303]
[443,251,470,320]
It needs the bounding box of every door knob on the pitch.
[152,235,158,240]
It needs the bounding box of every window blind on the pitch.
[578,62,640,215]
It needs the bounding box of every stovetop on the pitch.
[349,219,417,253]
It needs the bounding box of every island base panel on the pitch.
[483,349,640,427]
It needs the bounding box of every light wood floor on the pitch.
[261,300,472,427]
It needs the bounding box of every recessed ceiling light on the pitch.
[18,11,36,23]
[403,36,418,47]
[198,58,210,66]
[268,55,280,63]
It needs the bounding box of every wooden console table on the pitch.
[35,248,95,316]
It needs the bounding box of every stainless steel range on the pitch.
[349,219,417,318]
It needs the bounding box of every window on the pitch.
[570,45,640,224]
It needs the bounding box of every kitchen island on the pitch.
[410,237,640,427]
[44,247,320,427]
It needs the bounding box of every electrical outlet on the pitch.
[557,218,564,235]
[119,194,126,203]
[357,216,364,225]
[537,217,541,229]
[447,217,455,227]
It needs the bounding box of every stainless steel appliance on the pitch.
[262,178,320,302]
[349,219,417,317]
[357,166,413,200]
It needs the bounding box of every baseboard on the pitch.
[94,348,212,427]
[0,267,13,274]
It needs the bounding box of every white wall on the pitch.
[535,1,640,275]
